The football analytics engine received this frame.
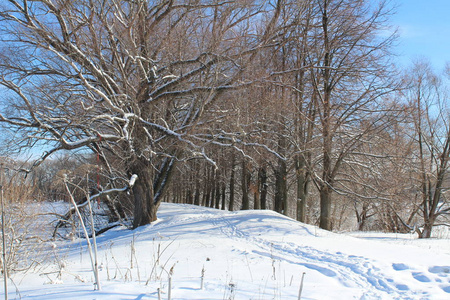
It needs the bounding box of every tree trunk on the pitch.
[241,159,250,210]
[194,179,201,206]
[295,155,309,222]
[229,154,236,211]
[221,182,226,210]
[174,189,179,204]
[131,157,175,228]
[318,0,333,231]
[186,189,193,204]
[204,166,211,207]
[210,168,216,208]
[259,166,268,210]
[253,182,261,210]
[319,185,333,231]
[131,167,157,228]
[355,202,372,231]
[274,158,287,214]
[420,213,436,238]
[215,179,221,209]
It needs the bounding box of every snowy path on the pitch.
[200,211,449,299]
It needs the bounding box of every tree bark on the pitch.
[194,179,201,206]
[253,174,261,210]
[295,155,308,222]
[318,1,333,231]
[319,185,333,230]
[274,158,287,214]
[241,159,251,210]
[215,178,221,209]
[259,166,268,210]
[131,156,175,228]
[186,189,193,205]
[210,168,216,208]
[221,182,226,210]
[131,165,157,228]
[204,166,211,207]
[229,154,236,211]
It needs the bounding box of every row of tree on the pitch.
[0,0,448,237]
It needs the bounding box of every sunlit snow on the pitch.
[6,203,450,299]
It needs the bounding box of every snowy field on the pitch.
[5,202,450,300]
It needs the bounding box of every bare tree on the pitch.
[406,60,450,238]
[306,0,398,230]
[0,0,283,227]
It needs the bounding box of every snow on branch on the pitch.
[89,174,138,201]
[129,174,138,188]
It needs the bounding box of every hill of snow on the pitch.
[7,203,450,299]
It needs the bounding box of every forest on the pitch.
[0,0,449,241]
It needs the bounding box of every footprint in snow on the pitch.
[392,263,409,271]
[412,272,431,282]
[367,277,390,290]
[395,284,409,291]
[428,266,450,275]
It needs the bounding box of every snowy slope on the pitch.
[8,203,450,300]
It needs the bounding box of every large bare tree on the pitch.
[0,0,282,228]
[306,0,398,230]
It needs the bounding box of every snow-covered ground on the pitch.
[6,203,450,299]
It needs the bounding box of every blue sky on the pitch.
[391,0,450,70]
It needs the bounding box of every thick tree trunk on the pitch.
[131,157,175,228]
[319,186,333,230]
[131,169,157,228]
[420,215,436,238]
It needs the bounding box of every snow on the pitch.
[128,174,138,188]
[6,203,450,299]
